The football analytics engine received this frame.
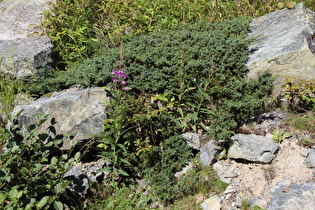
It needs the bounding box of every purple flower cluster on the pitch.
[111,61,129,91]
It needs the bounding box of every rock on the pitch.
[247,3,315,95]
[300,148,309,157]
[0,36,54,77]
[12,87,110,149]
[200,195,221,210]
[64,166,89,196]
[0,0,54,40]
[268,180,315,210]
[182,132,201,150]
[224,184,238,195]
[174,163,193,178]
[239,109,290,134]
[200,140,221,166]
[182,132,211,150]
[64,158,109,196]
[213,160,238,184]
[0,0,55,77]
[304,149,315,168]
[227,134,279,163]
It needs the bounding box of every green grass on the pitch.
[286,114,315,133]
[0,76,27,122]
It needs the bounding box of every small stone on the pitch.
[224,185,238,194]
[182,132,201,150]
[200,195,221,210]
[224,171,238,178]
[305,149,315,168]
[200,140,221,166]
[300,148,309,157]
[224,193,232,200]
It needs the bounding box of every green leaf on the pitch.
[97,143,107,149]
[33,163,44,174]
[98,167,112,173]
[37,196,49,209]
[61,154,68,160]
[54,139,63,145]
[0,192,7,204]
[120,158,130,165]
[74,152,81,162]
[53,201,63,210]
[9,186,23,200]
[25,198,36,210]
[27,123,36,132]
[118,169,129,176]
[107,199,115,208]
[35,113,43,119]
[20,167,29,176]
[45,141,54,147]
[53,181,71,194]
[50,157,58,166]
[116,143,127,152]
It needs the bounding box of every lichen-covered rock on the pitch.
[200,140,221,166]
[0,0,55,77]
[0,36,53,77]
[12,87,110,149]
[227,134,279,163]
[64,158,109,196]
[182,132,202,150]
[268,180,315,210]
[304,149,315,168]
[213,160,239,184]
[238,109,291,135]
[182,132,212,150]
[247,3,315,95]
[0,0,54,40]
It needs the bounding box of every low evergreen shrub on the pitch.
[32,17,274,139]
[139,135,193,204]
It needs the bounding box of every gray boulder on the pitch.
[182,132,211,150]
[304,149,315,168]
[0,0,54,40]
[247,3,315,94]
[268,179,315,210]
[200,140,221,166]
[64,159,109,196]
[0,36,53,77]
[200,195,221,210]
[238,109,291,135]
[213,160,239,184]
[12,87,110,149]
[0,0,54,77]
[227,134,279,163]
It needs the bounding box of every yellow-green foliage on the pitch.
[0,77,26,122]
[178,165,228,196]
[283,76,315,112]
[287,114,315,133]
[42,0,314,67]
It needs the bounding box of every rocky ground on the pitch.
[220,138,315,209]
[202,110,315,210]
